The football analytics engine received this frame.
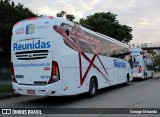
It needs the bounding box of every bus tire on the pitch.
[88,78,97,98]
[151,72,153,78]
[144,72,147,79]
[127,73,130,82]
[123,73,130,85]
[145,73,147,79]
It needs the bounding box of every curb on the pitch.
[0,92,20,100]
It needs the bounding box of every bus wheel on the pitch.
[144,72,147,79]
[123,74,129,85]
[88,78,97,98]
[151,72,153,78]
[145,73,147,79]
[127,74,130,82]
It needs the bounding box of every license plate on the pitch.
[27,90,35,94]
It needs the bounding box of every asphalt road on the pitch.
[1,73,160,117]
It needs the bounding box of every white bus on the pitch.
[11,16,133,97]
[130,48,154,79]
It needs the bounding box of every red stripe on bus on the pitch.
[53,24,112,86]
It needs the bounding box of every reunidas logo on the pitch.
[114,59,126,68]
[13,40,51,51]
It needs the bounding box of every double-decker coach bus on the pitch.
[11,16,133,97]
[130,48,154,79]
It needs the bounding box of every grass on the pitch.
[0,83,12,93]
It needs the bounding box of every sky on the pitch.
[12,0,160,44]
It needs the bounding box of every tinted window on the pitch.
[133,58,140,68]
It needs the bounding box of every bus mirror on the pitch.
[65,29,69,36]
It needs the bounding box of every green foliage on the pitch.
[66,14,75,22]
[146,49,156,57]
[56,11,66,18]
[147,49,160,69]
[0,83,12,92]
[79,12,133,43]
[153,55,160,68]
[57,11,75,22]
[147,49,160,68]
[147,49,157,67]
[0,0,37,58]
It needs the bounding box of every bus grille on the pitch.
[15,50,48,60]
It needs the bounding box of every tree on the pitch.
[56,11,66,18]
[153,55,160,71]
[0,0,37,59]
[57,11,76,22]
[147,49,160,71]
[66,14,75,22]
[79,12,133,43]
[146,49,156,57]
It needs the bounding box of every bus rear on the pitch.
[131,48,145,79]
[132,56,144,78]
[130,48,154,79]
[11,16,61,96]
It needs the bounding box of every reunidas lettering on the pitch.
[114,59,126,68]
[13,40,51,51]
